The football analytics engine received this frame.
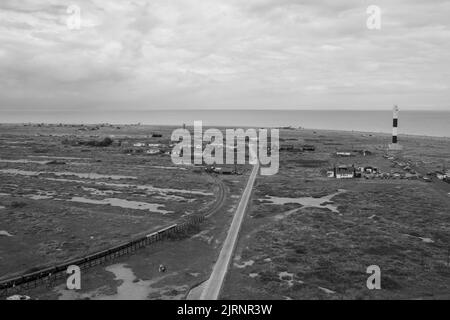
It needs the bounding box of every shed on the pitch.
[302,145,316,151]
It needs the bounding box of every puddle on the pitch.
[318,286,336,294]
[56,263,186,300]
[261,189,346,214]
[82,187,120,196]
[49,171,137,180]
[100,264,157,300]
[249,273,259,278]
[129,184,212,196]
[149,166,187,171]
[68,197,171,214]
[0,231,13,237]
[0,188,185,213]
[0,158,81,165]
[2,141,31,145]
[44,178,212,196]
[405,234,435,244]
[0,169,137,180]
[0,206,5,210]
[418,237,434,243]
[0,159,49,165]
[28,156,91,160]
[27,191,57,200]
[154,194,192,202]
[0,191,56,200]
[234,260,254,269]
[0,169,39,176]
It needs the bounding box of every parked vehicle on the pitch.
[6,294,31,300]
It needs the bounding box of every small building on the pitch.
[122,148,134,154]
[214,167,234,175]
[335,165,355,179]
[280,144,294,151]
[354,167,363,178]
[380,173,390,179]
[363,166,378,174]
[146,149,160,155]
[435,171,446,180]
[302,144,315,151]
[335,151,353,157]
[133,142,146,147]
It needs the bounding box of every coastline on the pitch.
[1,123,449,140]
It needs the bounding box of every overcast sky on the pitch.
[0,0,449,111]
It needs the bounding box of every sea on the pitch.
[1,110,449,138]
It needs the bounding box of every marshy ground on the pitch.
[1,124,449,299]
[221,129,450,299]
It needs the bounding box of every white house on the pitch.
[336,151,353,157]
[133,142,146,147]
[146,149,160,155]
[335,165,355,179]
[435,171,446,180]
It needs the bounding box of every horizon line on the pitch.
[1,108,449,112]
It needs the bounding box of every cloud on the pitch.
[0,0,449,111]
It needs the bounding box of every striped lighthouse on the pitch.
[389,105,403,151]
[392,105,399,144]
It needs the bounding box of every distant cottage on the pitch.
[302,145,315,151]
[335,165,355,179]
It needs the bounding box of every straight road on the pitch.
[200,163,259,300]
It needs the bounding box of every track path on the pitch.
[199,163,259,300]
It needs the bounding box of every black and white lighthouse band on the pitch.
[389,105,402,150]
[392,106,399,144]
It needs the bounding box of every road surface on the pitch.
[199,163,260,300]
